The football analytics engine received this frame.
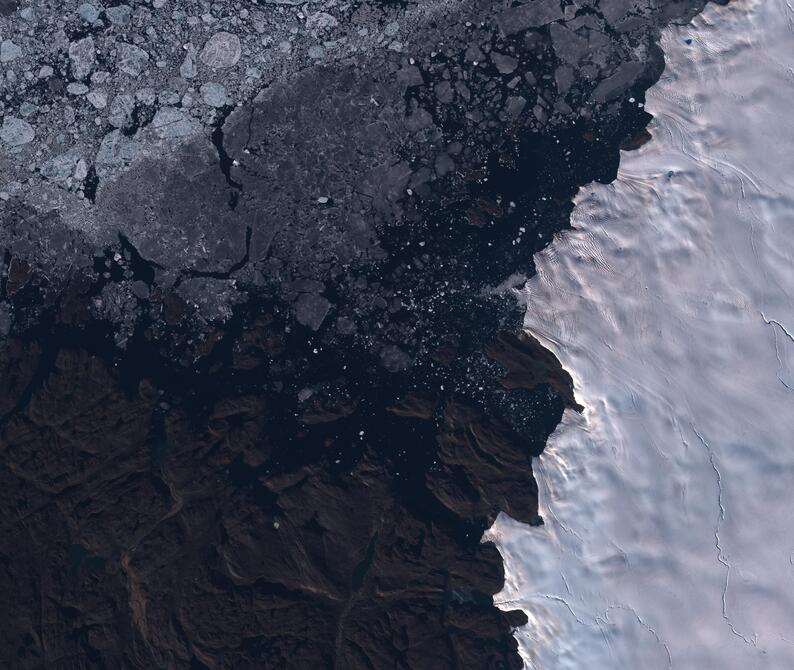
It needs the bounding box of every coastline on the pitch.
[489,0,794,666]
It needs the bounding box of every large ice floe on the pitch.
[486,0,794,667]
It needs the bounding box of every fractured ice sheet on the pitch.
[486,0,794,667]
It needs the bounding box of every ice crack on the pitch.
[761,312,794,390]
[761,311,794,343]
[692,426,757,647]
[598,604,672,670]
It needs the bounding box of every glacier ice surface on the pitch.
[485,0,794,667]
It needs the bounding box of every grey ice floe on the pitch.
[200,32,241,69]
[117,43,150,77]
[151,106,197,139]
[95,130,141,175]
[68,36,96,79]
[105,4,132,26]
[306,11,338,31]
[179,45,198,79]
[87,90,107,109]
[0,39,22,62]
[293,293,330,331]
[491,52,518,74]
[108,94,135,129]
[380,344,411,372]
[200,82,227,108]
[0,116,34,146]
[76,3,99,22]
[67,82,89,95]
[40,150,82,182]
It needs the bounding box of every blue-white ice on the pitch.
[485,1,794,667]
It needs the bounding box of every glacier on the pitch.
[486,0,794,667]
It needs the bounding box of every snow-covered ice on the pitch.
[486,1,794,667]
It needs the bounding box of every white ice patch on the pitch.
[485,0,794,667]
